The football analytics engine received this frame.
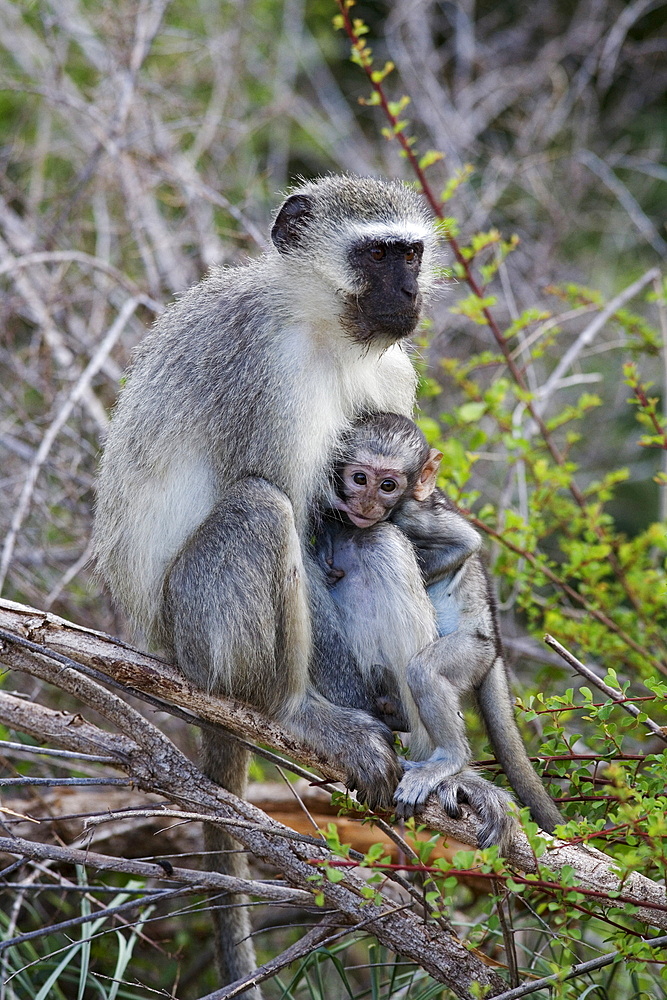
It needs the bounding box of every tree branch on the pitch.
[1,597,667,994]
[0,599,504,998]
[0,835,313,906]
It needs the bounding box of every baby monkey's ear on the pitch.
[412,448,443,501]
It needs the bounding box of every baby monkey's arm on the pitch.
[391,491,482,585]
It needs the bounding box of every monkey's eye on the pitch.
[405,247,416,263]
[369,246,386,261]
[380,479,397,493]
[352,472,367,485]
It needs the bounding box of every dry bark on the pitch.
[1,597,667,999]
[0,599,504,998]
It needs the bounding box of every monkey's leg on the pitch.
[291,561,404,811]
[394,635,517,851]
[310,519,434,779]
[393,633,477,805]
[166,478,314,996]
[477,658,563,834]
[166,474,402,803]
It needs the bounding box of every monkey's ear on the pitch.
[413,448,442,501]
[271,194,313,253]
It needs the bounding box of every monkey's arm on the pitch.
[313,517,346,585]
[391,490,481,585]
[164,478,402,812]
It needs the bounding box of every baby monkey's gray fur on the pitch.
[318,412,563,847]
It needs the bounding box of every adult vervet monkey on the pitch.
[94,175,513,991]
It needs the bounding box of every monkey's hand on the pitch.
[340,713,405,812]
[287,696,403,813]
[394,755,463,816]
[375,695,410,731]
[394,766,517,852]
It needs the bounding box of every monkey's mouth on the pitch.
[361,311,421,344]
[344,510,382,528]
[340,297,422,345]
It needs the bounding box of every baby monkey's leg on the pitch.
[394,631,495,814]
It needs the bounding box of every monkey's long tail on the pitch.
[201,731,263,1000]
[476,659,563,834]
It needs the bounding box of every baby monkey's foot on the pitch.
[393,755,463,819]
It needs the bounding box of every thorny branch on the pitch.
[544,634,667,743]
[334,1,667,663]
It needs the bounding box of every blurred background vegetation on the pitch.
[1,0,665,626]
[1,0,667,997]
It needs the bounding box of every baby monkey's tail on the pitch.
[476,658,563,835]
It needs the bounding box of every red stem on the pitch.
[309,858,667,911]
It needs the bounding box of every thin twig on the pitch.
[201,904,415,1000]
[467,519,666,674]
[0,835,313,905]
[196,914,343,1000]
[544,634,667,743]
[0,740,117,763]
[84,808,339,850]
[655,275,667,523]
[44,540,95,609]
[0,777,130,787]
[577,150,667,255]
[534,267,661,418]
[493,880,520,989]
[0,886,190,953]
[490,931,667,1000]
[0,250,162,310]
[0,296,145,592]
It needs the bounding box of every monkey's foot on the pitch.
[342,715,405,812]
[394,757,465,816]
[436,770,516,851]
[395,767,517,852]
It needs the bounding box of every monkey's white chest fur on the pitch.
[287,328,417,508]
[328,523,437,675]
[96,314,417,643]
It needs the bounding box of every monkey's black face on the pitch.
[342,240,424,344]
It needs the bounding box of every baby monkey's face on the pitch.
[334,461,409,527]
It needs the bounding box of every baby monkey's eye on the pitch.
[369,246,386,261]
[352,472,367,485]
[380,479,397,493]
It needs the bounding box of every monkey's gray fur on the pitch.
[94,175,442,993]
[319,413,563,850]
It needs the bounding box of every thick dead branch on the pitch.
[0,599,505,998]
[0,835,313,906]
[1,597,666,940]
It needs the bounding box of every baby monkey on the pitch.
[318,412,562,837]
